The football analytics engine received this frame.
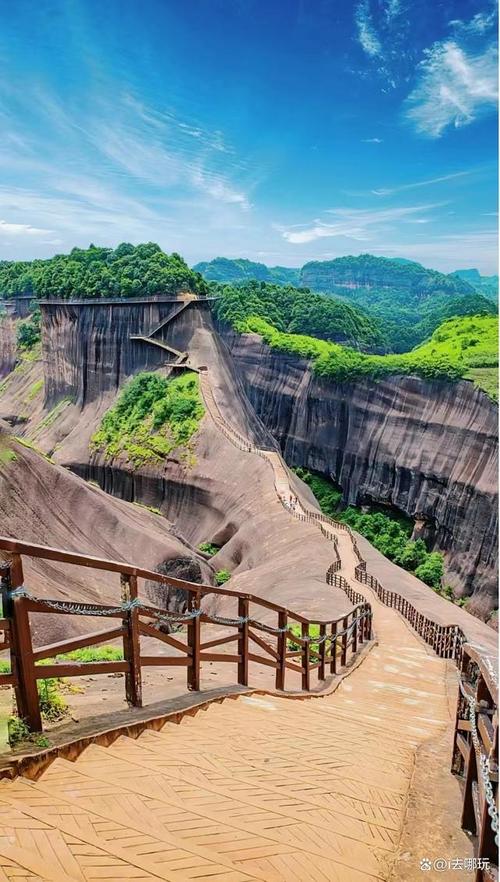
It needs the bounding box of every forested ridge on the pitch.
[199,253,498,352]
[234,314,498,398]
[194,257,300,287]
[211,279,384,348]
[0,243,209,300]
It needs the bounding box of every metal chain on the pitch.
[459,679,499,845]
[8,587,203,622]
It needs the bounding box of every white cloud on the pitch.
[0,219,52,236]
[450,10,497,37]
[405,40,498,137]
[355,1,382,57]
[372,169,472,195]
[362,137,383,143]
[281,203,442,244]
[385,0,401,20]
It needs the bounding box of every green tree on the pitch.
[415,553,444,589]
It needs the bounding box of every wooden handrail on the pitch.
[0,536,360,627]
[452,644,498,881]
[0,539,373,732]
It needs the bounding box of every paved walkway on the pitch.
[0,585,453,881]
[0,371,461,881]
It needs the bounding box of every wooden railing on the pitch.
[0,536,372,733]
[452,644,498,881]
[353,558,466,660]
[198,366,500,870]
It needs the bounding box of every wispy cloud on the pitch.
[280,203,441,244]
[371,169,473,195]
[405,39,498,137]
[450,9,497,37]
[362,137,383,143]
[0,80,254,259]
[0,219,52,236]
[355,1,382,57]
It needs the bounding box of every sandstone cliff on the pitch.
[1,299,497,621]
[219,327,498,619]
[0,316,17,378]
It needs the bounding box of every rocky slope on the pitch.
[219,327,498,619]
[0,432,214,644]
[1,299,497,622]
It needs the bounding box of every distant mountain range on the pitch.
[194,254,497,300]
[193,257,300,287]
[452,268,498,300]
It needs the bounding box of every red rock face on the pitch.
[7,300,497,621]
[220,330,498,619]
[0,316,18,378]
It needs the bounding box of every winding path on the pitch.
[0,365,466,882]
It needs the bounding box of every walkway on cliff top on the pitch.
[0,367,473,882]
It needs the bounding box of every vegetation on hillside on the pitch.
[300,254,473,297]
[212,279,385,348]
[91,371,204,466]
[195,257,300,286]
[294,468,449,594]
[208,257,497,353]
[16,308,41,350]
[0,243,209,300]
[235,314,497,397]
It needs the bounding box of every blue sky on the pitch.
[0,0,497,272]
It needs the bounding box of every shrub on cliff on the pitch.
[91,371,204,466]
[16,309,41,349]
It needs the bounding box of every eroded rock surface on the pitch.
[219,329,498,618]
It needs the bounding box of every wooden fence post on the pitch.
[318,624,326,680]
[1,556,42,732]
[330,622,337,675]
[358,611,364,645]
[352,611,358,655]
[301,623,310,691]
[187,591,201,691]
[341,616,348,667]
[275,610,287,691]
[120,573,142,708]
[238,596,249,686]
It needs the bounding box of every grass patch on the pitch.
[91,371,204,467]
[239,315,498,398]
[214,569,231,585]
[198,542,220,556]
[132,501,163,516]
[24,378,44,402]
[53,646,124,663]
[464,367,498,400]
[32,397,73,435]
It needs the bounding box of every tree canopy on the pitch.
[211,279,385,349]
[0,243,209,300]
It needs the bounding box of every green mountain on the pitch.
[0,243,209,300]
[297,254,493,352]
[211,279,384,349]
[300,254,473,298]
[452,268,498,301]
[194,257,300,287]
